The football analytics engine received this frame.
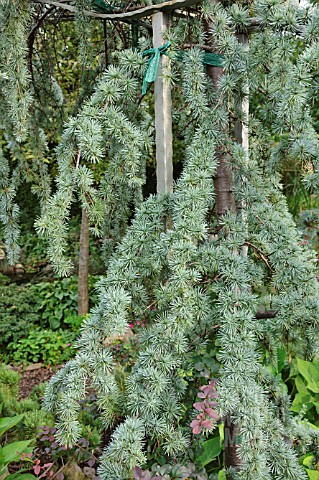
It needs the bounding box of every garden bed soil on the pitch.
[14,363,60,398]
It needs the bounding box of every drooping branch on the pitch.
[28,6,56,72]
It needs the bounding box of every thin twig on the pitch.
[52,458,72,479]
[76,150,81,169]
[245,240,274,272]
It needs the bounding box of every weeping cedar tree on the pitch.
[3,0,319,478]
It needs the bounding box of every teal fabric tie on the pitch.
[91,0,124,13]
[202,52,224,67]
[142,41,171,95]
[175,50,224,67]
[141,45,224,94]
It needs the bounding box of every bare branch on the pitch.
[28,6,56,72]
[32,0,203,21]
[245,241,274,273]
[255,309,278,319]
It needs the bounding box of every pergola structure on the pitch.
[26,2,288,474]
[31,0,249,203]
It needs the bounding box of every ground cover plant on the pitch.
[3,0,319,479]
[0,273,99,365]
[0,364,104,479]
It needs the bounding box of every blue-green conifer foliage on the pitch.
[2,0,319,478]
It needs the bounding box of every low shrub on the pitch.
[7,328,77,366]
[0,283,38,344]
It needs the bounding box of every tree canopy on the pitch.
[2,0,319,479]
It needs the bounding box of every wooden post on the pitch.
[234,34,249,153]
[234,33,249,257]
[152,12,173,194]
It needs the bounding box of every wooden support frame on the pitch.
[152,12,173,194]
[33,0,203,21]
[234,33,249,257]
[32,0,184,200]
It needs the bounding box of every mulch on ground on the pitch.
[14,363,60,399]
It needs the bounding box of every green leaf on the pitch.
[218,470,226,480]
[0,415,24,437]
[6,473,37,479]
[303,453,315,468]
[301,421,319,430]
[49,317,60,329]
[0,440,33,466]
[291,392,314,413]
[198,436,221,466]
[218,423,224,445]
[295,375,308,393]
[306,469,319,480]
[194,362,204,372]
[277,346,286,373]
[297,359,319,393]
[54,309,63,320]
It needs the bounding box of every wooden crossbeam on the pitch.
[32,2,307,35]
[33,0,203,21]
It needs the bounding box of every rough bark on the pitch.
[78,208,89,316]
[255,309,277,319]
[204,35,236,217]
[224,414,242,472]
[204,9,241,476]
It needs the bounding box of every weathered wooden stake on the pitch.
[234,33,249,257]
[234,34,249,153]
[152,12,173,194]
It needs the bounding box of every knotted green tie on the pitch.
[142,41,171,95]
[142,44,224,94]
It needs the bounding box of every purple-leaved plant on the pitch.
[190,379,219,434]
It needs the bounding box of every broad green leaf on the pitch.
[198,436,221,466]
[0,415,24,437]
[49,317,60,329]
[218,470,226,480]
[218,423,224,444]
[295,375,308,393]
[6,473,37,479]
[54,310,63,320]
[277,346,286,373]
[297,359,319,393]
[299,453,312,466]
[301,421,319,430]
[306,469,319,479]
[303,453,314,468]
[276,375,288,395]
[291,392,314,413]
[0,440,33,466]
[267,365,277,377]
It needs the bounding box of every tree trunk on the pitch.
[78,208,89,316]
[204,32,236,218]
[224,414,242,473]
[204,9,241,476]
